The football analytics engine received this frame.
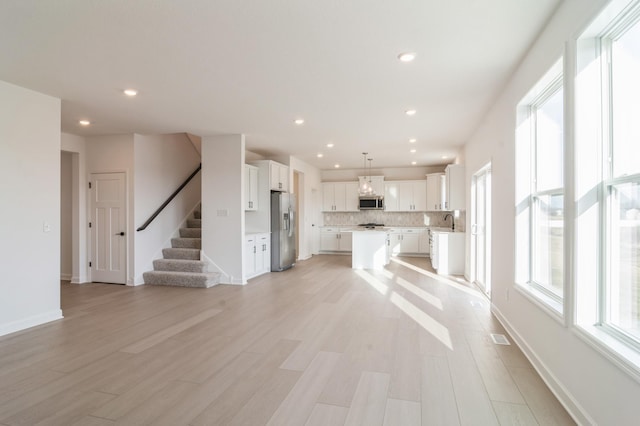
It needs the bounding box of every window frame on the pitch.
[515,63,566,317]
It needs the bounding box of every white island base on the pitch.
[351,230,389,270]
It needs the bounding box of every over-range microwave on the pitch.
[359,196,384,210]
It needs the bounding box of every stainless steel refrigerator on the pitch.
[271,191,296,271]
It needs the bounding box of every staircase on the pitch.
[143,209,220,288]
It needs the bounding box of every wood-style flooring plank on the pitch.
[492,401,540,426]
[383,398,421,426]
[266,351,342,426]
[420,355,460,426]
[343,371,390,426]
[304,403,349,426]
[508,366,576,426]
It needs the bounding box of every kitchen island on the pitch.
[351,229,389,270]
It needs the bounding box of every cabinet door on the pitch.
[412,181,427,211]
[400,232,420,253]
[270,163,280,191]
[245,165,258,211]
[279,165,289,192]
[322,183,335,211]
[320,232,339,251]
[398,182,414,211]
[339,232,352,252]
[257,234,270,273]
[445,164,465,210]
[334,183,346,211]
[426,173,444,211]
[344,182,360,211]
[384,183,400,212]
[244,237,256,277]
[388,232,402,255]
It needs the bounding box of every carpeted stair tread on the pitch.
[179,228,201,238]
[153,259,209,273]
[187,218,201,228]
[143,270,220,288]
[171,237,201,249]
[193,210,201,219]
[162,247,200,260]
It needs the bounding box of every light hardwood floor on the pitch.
[0,255,575,425]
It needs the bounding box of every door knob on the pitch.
[115,232,125,236]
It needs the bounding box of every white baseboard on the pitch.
[491,304,594,426]
[70,275,89,284]
[0,310,64,338]
[60,273,72,281]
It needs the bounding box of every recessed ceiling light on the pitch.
[327,143,334,148]
[294,118,305,125]
[442,155,448,159]
[410,149,416,153]
[317,153,323,158]
[411,161,417,165]
[405,109,417,116]
[79,120,90,126]
[409,138,417,143]
[334,164,340,168]
[123,89,138,96]
[398,52,416,62]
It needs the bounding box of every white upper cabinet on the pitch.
[244,164,259,211]
[322,182,359,212]
[384,180,427,212]
[269,161,289,191]
[426,173,445,211]
[445,164,465,210]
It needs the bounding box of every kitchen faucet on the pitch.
[444,213,455,231]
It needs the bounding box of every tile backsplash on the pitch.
[323,211,465,231]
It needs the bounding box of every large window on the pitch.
[516,59,565,314]
[575,2,640,369]
[602,17,640,346]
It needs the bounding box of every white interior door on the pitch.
[90,172,126,284]
[471,165,491,296]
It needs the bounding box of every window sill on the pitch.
[514,282,565,324]
[573,324,640,384]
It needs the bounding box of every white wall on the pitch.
[86,134,136,285]
[202,134,245,284]
[290,157,322,261]
[60,151,73,280]
[464,0,640,424]
[133,133,201,284]
[61,133,89,284]
[0,80,62,336]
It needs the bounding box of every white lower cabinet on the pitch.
[387,228,429,256]
[430,230,464,275]
[245,233,270,279]
[319,227,352,252]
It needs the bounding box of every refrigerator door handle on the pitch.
[288,206,294,238]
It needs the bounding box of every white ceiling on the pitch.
[0,0,560,170]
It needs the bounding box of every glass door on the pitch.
[471,165,492,296]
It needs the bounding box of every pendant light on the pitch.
[359,152,371,195]
[368,157,375,195]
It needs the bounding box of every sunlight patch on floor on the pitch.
[390,292,453,350]
[355,269,389,295]
[390,257,483,299]
[394,276,443,310]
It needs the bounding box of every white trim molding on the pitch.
[0,310,64,338]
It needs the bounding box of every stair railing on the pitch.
[136,163,201,232]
